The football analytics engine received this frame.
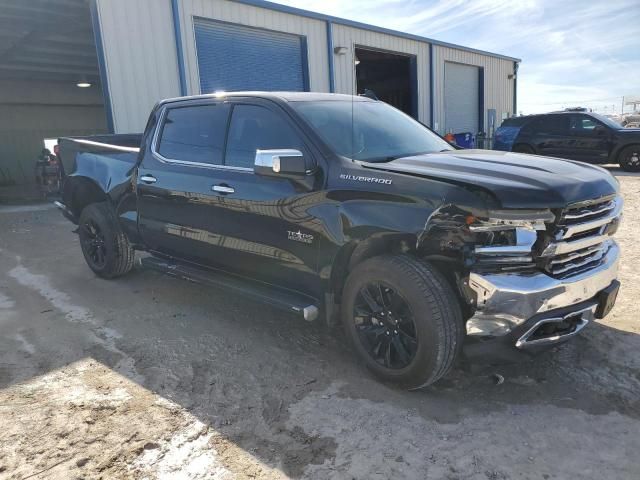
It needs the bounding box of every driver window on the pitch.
[570,115,599,132]
[225,105,304,169]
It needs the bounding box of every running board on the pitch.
[140,256,320,321]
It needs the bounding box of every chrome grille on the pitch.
[540,195,622,278]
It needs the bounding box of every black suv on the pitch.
[494,111,640,171]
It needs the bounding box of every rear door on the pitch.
[530,114,570,158]
[565,114,611,163]
[136,99,232,261]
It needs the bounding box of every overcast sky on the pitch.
[274,0,640,115]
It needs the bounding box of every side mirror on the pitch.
[254,149,308,177]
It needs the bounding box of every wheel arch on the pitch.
[328,232,418,303]
[63,175,109,219]
[614,142,640,161]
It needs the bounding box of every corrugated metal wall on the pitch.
[331,24,431,124]
[94,0,516,137]
[177,0,330,95]
[0,80,106,186]
[433,45,515,135]
[95,0,181,133]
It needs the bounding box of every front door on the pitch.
[202,101,322,295]
[565,114,611,163]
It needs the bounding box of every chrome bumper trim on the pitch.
[465,241,619,337]
[515,305,595,348]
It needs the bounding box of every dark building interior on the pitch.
[355,47,416,117]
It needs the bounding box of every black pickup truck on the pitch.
[56,92,622,389]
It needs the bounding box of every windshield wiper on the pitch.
[366,151,433,162]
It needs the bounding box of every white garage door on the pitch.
[444,62,480,135]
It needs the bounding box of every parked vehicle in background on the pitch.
[494,111,640,171]
[56,92,621,389]
[624,122,640,129]
[621,114,640,128]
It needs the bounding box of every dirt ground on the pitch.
[0,169,639,480]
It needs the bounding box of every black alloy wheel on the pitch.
[353,282,418,369]
[77,202,135,279]
[80,219,108,269]
[619,145,640,172]
[341,255,463,389]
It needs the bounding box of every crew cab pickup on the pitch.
[56,92,622,389]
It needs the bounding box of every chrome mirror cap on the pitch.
[255,149,304,173]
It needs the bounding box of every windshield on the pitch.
[591,113,622,129]
[291,100,453,162]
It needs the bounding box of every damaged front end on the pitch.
[421,198,622,361]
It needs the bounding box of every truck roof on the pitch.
[159,91,373,106]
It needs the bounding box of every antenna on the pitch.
[352,45,356,161]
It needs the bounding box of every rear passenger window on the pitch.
[158,104,229,164]
[532,115,568,135]
[225,105,304,169]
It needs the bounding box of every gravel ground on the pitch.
[0,169,639,480]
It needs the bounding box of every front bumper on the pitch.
[464,240,620,342]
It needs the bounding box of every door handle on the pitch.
[212,184,235,194]
[140,175,157,184]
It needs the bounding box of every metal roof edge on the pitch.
[231,0,522,63]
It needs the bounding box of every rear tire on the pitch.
[78,202,135,279]
[513,144,535,154]
[341,255,463,389]
[618,145,640,172]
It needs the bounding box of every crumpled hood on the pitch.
[363,149,619,209]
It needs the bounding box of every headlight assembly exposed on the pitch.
[468,209,555,265]
[467,209,555,232]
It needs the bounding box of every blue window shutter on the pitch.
[194,19,306,93]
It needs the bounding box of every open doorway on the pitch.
[0,0,107,191]
[354,47,417,118]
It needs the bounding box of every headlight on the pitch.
[468,210,555,266]
[468,209,555,232]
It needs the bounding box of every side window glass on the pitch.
[158,104,229,164]
[535,115,567,135]
[225,104,304,169]
[569,115,599,132]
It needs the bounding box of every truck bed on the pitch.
[57,134,142,177]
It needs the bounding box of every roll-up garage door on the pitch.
[444,62,480,135]
[194,19,307,94]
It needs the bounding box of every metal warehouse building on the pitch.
[0,0,520,186]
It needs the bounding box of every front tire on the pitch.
[341,255,463,389]
[78,202,135,279]
[618,145,640,172]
